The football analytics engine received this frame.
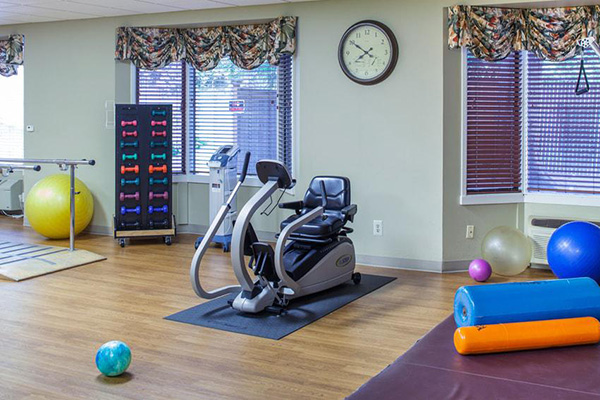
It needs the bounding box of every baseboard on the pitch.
[441,260,470,273]
[85,224,113,236]
[175,224,275,242]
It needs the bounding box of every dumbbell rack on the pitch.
[113,104,176,247]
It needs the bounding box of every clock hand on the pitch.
[371,56,378,65]
[350,41,369,53]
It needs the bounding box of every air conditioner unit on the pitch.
[0,177,23,211]
[526,217,600,266]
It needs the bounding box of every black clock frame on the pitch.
[338,20,399,86]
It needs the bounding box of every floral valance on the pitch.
[0,35,24,77]
[115,16,296,71]
[448,5,600,62]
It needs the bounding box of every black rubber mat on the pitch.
[166,274,396,340]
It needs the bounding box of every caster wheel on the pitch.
[119,239,125,248]
[165,236,172,246]
[352,272,361,285]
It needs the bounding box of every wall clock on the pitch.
[338,20,398,85]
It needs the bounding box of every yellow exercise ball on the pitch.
[25,174,94,239]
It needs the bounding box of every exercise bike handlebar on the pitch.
[239,152,251,183]
[190,152,252,299]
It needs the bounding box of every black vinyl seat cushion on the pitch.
[280,176,351,238]
[280,212,344,237]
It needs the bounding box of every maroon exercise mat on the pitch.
[348,316,600,400]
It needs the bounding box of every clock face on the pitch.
[338,21,398,85]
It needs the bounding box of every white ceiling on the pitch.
[0,0,309,26]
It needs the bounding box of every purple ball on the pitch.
[469,259,492,282]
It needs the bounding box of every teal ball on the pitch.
[95,341,132,376]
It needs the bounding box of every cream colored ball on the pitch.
[482,226,532,276]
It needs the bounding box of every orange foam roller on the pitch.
[454,317,600,355]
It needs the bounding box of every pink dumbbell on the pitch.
[122,130,138,138]
[151,120,167,127]
[149,191,168,200]
[152,130,167,137]
[120,192,140,202]
[121,120,137,127]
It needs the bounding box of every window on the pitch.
[465,51,522,195]
[136,55,293,177]
[463,48,600,203]
[137,62,186,174]
[527,52,600,194]
[0,67,24,159]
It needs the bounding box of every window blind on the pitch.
[466,51,523,194]
[137,61,186,173]
[189,54,293,175]
[0,67,23,159]
[527,52,600,194]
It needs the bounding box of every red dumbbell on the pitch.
[149,164,168,174]
[151,120,167,127]
[152,130,167,137]
[119,192,140,202]
[149,191,168,200]
[121,165,140,175]
[122,130,138,138]
[121,120,137,127]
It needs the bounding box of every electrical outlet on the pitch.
[466,225,475,239]
[373,220,383,236]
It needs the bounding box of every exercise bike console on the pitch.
[256,160,295,189]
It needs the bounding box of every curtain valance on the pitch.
[115,16,296,71]
[448,5,599,61]
[0,34,24,77]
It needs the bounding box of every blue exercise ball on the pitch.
[95,340,132,376]
[547,221,600,282]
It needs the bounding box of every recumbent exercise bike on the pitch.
[190,154,360,314]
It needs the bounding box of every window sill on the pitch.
[460,193,600,207]
[173,173,264,187]
[460,193,524,205]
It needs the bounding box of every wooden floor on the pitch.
[0,216,555,400]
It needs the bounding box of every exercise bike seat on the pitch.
[280,176,355,239]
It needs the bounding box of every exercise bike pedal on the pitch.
[265,305,286,316]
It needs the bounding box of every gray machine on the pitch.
[190,155,360,314]
[195,145,240,251]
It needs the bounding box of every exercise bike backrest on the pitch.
[256,160,295,190]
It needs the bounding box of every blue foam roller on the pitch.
[454,277,600,327]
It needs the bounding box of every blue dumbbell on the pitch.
[150,140,168,148]
[149,177,168,186]
[121,178,140,186]
[151,153,166,161]
[148,205,168,214]
[120,205,141,215]
[152,109,167,117]
[120,140,139,149]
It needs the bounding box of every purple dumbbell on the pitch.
[119,192,140,202]
[148,205,168,214]
[120,205,141,215]
[149,191,168,201]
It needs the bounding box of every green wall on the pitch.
[2,0,582,270]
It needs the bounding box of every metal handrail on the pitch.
[0,158,96,251]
